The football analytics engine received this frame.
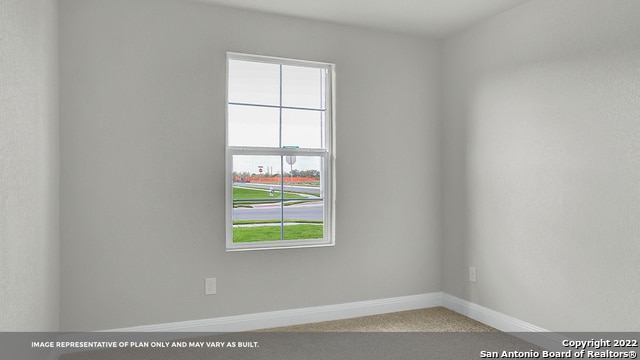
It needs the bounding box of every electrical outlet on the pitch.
[205,277,216,295]
[469,267,477,283]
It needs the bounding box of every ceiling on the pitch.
[197,0,530,38]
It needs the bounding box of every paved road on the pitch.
[234,182,321,196]
[233,202,323,221]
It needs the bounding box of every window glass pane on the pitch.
[282,65,325,109]
[232,204,283,243]
[281,109,325,149]
[228,59,280,106]
[281,155,322,188]
[283,200,324,240]
[282,155,324,241]
[232,155,283,243]
[228,105,280,147]
[232,155,282,193]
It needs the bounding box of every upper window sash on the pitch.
[226,53,333,152]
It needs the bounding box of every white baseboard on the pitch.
[107,292,443,332]
[441,293,566,351]
[47,293,442,360]
[48,293,566,360]
[88,292,551,334]
[441,293,547,332]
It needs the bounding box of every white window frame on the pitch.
[225,52,335,251]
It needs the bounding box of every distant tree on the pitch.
[232,171,254,182]
[300,169,320,178]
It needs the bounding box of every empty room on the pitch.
[2,0,639,358]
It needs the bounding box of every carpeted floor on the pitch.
[58,307,547,360]
[261,306,499,332]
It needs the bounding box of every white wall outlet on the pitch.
[469,267,477,283]
[205,277,216,295]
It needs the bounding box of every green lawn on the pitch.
[233,219,323,225]
[233,186,306,201]
[233,224,323,243]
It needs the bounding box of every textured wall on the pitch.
[0,0,59,331]
[442,0,640,331]
[59,0,442,331]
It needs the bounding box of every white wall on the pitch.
[59,0,442,331]
[442,0,640,331]
[0,0,59,331]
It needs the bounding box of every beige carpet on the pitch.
[59,307,546,360]
[261,306,499,332]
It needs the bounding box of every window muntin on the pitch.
[226,53,333,251]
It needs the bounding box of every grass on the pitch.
[233,219,323,225]
[233,186,306,201]
[233,224,323,243]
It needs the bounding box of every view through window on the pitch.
[226,53,334,250]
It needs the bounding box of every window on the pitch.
[226,53,334,251]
